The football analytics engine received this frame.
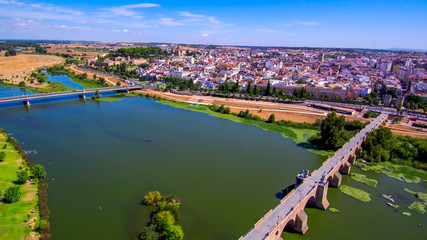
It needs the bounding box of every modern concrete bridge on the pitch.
[0,86,143,106]
[241,113,388,240]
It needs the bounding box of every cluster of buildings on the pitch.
[92,44,427,104]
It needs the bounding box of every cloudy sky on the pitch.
[0,0,426,49]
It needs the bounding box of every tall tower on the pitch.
[320,52,325,63]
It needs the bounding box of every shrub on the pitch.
[153,211,175,231]
[31,164,46,179]
[35,219,49,232]
[267,114,276,123]
[144,191,162,206]
[162,224,184,240]
[16,170,28,184]
[138,224,159,240]
[0,151,5,162]
[4,186,21,203]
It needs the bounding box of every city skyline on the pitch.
[0,0,426,49]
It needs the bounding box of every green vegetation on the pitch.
[350,173,378,187]
[0,130,46,240]
[404,188,417,194]
[139,191,183,240]
[405,94,427,112]
[46,65,109,88]
[361,127,427,171]
[329,207,339,213]
[403,188,427,202]
[339,185,371,202]
[4,186,21,203]
[31,165,46,179]
[363,111,379,118]
[362,162,426,183]
[109,47,169,59]
[91,90,101,100]
[402,212,412,216]
[408,202,426,214]
[309,111,366,150]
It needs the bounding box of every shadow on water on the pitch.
[275,191,285,200]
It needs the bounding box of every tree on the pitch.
[18,81,26,87]
[265,80,271,96]
[0,151,5,162]
[37,74,47,83]
[16,170,28,184]
[116,81,121,86]
[93,74,97,80]
[163,224,184,240]
[4,186,21,203]
[318,111,346,150]
[35,46,47,54]
[153,211,175,230]
[5,49,16,56]
[246,81,252,94]
[144,191,162,206]
[31,164,46,179]
[267,114,276,123]
[30,72,38,79]
[138,225,159,240]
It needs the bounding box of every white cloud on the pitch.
[179,11,205,18]
[202,33,209,37]
[208,16,220,24]
[123,29,129,32]
[102,3,160,17]
[256,29,278,33]
[156,18,184,26]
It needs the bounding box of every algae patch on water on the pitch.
[408,202,426,214]
[350,173,378,187]
[339,185,371,202]
[362,162,426,183]
[403,188,427,203]
[329,207,339,213]
[404,188,417,194]
[402,212,412,216]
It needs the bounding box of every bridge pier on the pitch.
[23,100,30,106]
[309,182,330,210]
[339,162,352,175]
[78,94,86,99]
[291,210,309,234]
[329,172,342,187]
[348,154,356,165]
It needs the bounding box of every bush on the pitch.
[4,186,21,203]
[144,191,162,206]
[16,170,28,184]
[31,164,46,179]
[363,111,379,118]
[267,114,275,123]
[138,224,159,240]
[153,211,175,231]
[0,151,5,162]
[162,224,184,240]
[344,120,365,131]
[35,219,49,232]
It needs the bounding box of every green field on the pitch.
[0,133,39,240]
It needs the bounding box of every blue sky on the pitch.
[0,0,426,49]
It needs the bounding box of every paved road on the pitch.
[243,113,388,240]
[0,86,143,104]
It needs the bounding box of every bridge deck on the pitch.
[0,86,143,104]
[243,113,388,240]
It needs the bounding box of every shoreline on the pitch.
[0,129,50,240]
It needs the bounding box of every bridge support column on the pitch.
[339,162,352,175]
[309,182,329,210]
[78,94,86,99]
[292,210,309,234]
[348,154,356,165]
[329,172,342,188]
[23,100,30,106]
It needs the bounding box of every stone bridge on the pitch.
[241,113,388,240]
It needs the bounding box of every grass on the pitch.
[408,202,426,214]
[156,98,333,157]
[350,173,378,187]
[66,74,107,89]
[94,93,139,102]
[362,161,426,183]
[0,132,39,240]
[339,185,371,202]
[329,207,339,213]
[404,188,417,194]
[402,212,412,216]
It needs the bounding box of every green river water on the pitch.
[0,96,425,239]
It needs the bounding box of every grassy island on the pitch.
[0,130,49,240]
[339,185,371,202]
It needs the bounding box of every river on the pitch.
[0,96,425,239]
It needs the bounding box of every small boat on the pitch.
[387,202,394,207]
[382,194,395,202]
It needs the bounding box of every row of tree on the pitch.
[109,47,169,59]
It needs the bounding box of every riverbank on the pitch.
[0,130,49,240]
